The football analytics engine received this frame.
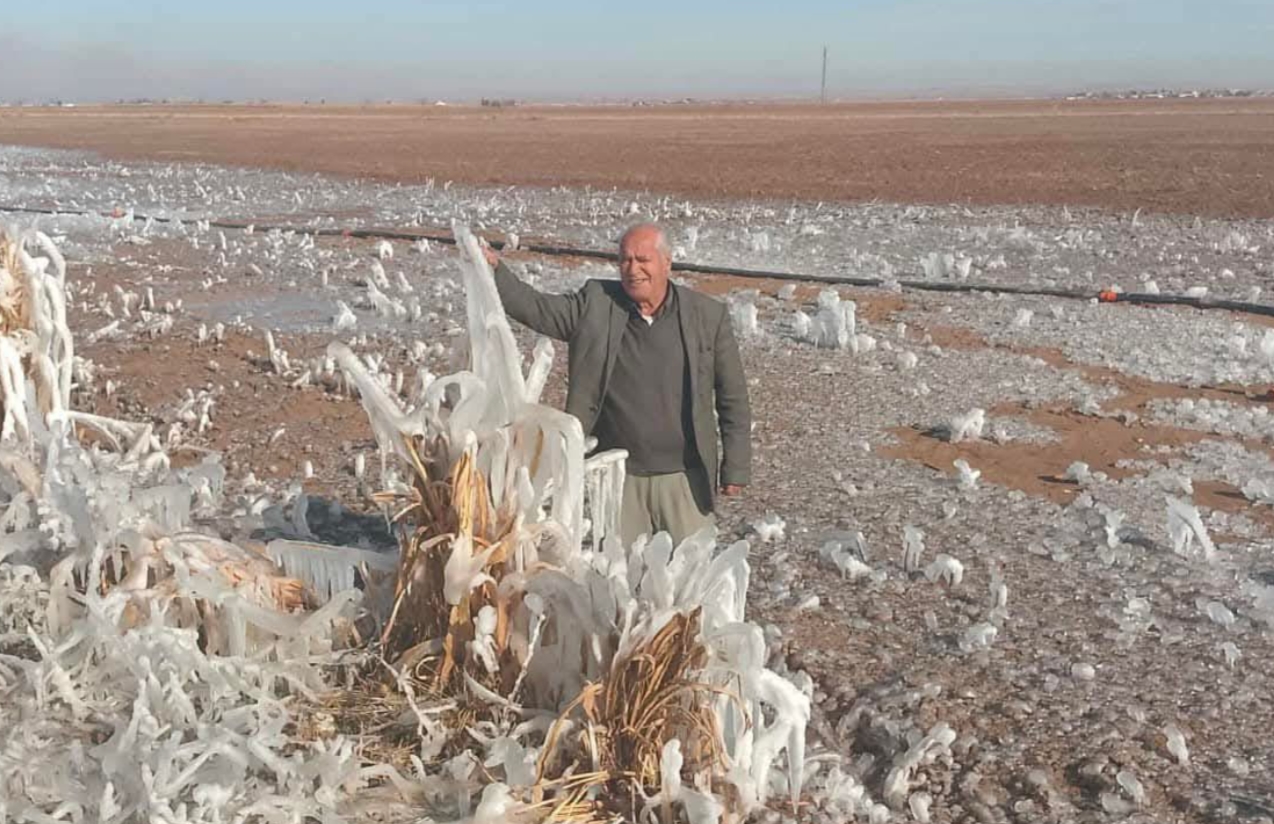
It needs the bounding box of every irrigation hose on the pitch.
[4,202,1272,319]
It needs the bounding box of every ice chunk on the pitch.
[954,458,980,490]
[1115,770,1146,805]
[792,290,859,351]
[819,532,871,580]
[729,298,760,340]
[1102,507,1124,549]
[751,513,786,543]
[1260,330,1274,366]
[1203,600,1235,629]
[1164,724,1189,765]
[1102,792,1135,815]
[925,553,963,586]
[331,300,357,332]
[266,540,397,602]
[794,594,821,611]
[902,525,925,573]
[1220,641,1241,669]
[948,408,985,443]
[909,792,933,823]
[1165,496,1216,560]
[1063,461,1091,484]
[1241,477,1274,505]
[960,623,997,651]
[484,738,537,788]
[473,783,513,823]
[989,572,1009,621]
[443,533,497,605]
[882,722,956,809]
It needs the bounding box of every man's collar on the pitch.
[629,281,677,322]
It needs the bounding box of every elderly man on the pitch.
[484,224,750,546]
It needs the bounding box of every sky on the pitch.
[4,0,1272,103]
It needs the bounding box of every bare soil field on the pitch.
[3,98,1274,218]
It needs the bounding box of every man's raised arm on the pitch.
[486,249,585,342]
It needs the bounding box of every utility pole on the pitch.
[821,46,828,104]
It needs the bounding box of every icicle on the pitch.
[267,540,396,602]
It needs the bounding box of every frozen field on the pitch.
[1,145,1273,823]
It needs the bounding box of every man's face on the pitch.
[618,230,671,307]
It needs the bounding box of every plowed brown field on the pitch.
[3,97,1273,217]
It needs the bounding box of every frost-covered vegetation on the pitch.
[0,225,827,823]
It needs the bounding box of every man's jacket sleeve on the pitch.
[493,261,585,342]
[713,309,752,487]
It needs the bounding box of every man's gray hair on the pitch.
[619,224,673,259]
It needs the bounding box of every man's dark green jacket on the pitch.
[494,263,751,504]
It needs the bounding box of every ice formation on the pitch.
[902,525,926,573]
[1202,600,1236,629]
[925,554,964,586]
[1116,769,1146,806]
[0,225,819,822]
[1165,496,1216,560]
[960,622,997,651]
[0,227,358,823]
[1164,724,1190,765]
[1071,662,1097,681]
[751,512,787,543]
[818,531,871,580]
[1063,461,1091,484]
[332,300,358,332]
[881,722,956,809]
[953,458,981,490]
[322,226,816,817]
[729,296,760,339]
[919,251,972,280]
[792,289,874,352]
[947,408,985,443]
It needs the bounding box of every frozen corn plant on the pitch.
[310,224,819,820]
[0,227,369,824]
[0,222,827,823]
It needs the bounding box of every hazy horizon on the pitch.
[5,1,1272,104]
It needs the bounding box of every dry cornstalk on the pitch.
[534,608,735,819]
[377,434,522,698]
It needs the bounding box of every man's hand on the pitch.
[721,484,745,497]
[480,241,499,269]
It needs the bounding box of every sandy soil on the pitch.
[3,98,1274,218]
